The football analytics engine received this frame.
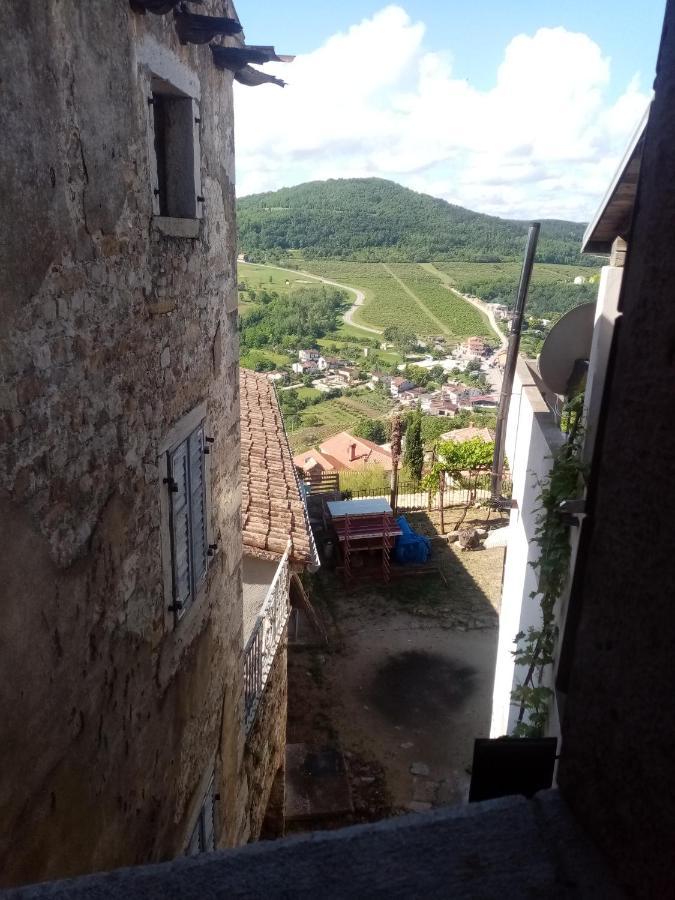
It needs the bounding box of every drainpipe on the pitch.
[490,222,540,500]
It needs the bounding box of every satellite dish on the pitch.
[539,302,595,396]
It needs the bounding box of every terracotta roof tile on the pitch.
[240,368,314,565]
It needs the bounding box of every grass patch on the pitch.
[240,348,289,369]
[295,386,322,401]
[238,261,323,296]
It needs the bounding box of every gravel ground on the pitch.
[286,511,506,827]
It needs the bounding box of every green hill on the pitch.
[237,178,592,266]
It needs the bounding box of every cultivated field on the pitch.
[237,261,320,296]
[431,260,594,289]
[286,260,494,339]
[288,391,395,453]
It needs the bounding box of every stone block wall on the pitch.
[0,1,247,887]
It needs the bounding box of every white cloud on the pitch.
[234,6,650,220]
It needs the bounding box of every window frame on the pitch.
[149,84,202,220]
[138,35,202,229]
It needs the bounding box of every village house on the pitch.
[489,303,510,320]
[312,375,349,393]
[398,386,431,407]
[466,394,500,410]
[390,376,415,397]
[293,431,393,478]
[317,355,346,372]
[464,336,487,354]
[291,359,319,375]
[0,0,292,887]
[420,392,458,417]
[369,370,392,388]
[336,365,360,383]
[443,382,475,405]
[298,348,320,362]
[239,369,318,837]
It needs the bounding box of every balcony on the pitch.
[243,541,291,731]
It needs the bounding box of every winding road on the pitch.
[420,263,507,349]
[241,260,506,347]
[241,261,382,335]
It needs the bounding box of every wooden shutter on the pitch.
[168,440,192,614]
[192,98,203,220]
[188,425,208,588]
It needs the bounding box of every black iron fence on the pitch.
[346,473,512,514]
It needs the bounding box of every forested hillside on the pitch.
[237,178,593,266]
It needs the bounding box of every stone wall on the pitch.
[0,1,247,887]
[557,3,675,895]
[243,637,288,840]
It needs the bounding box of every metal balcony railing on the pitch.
[243,541,291,732]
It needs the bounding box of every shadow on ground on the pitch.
[285,505,506,830]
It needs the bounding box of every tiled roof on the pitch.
[318,431,393,472]
[440,427,494,444]
[293,449,346,473]
[240,368,313,565]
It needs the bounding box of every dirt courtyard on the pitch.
[286,510,506,828]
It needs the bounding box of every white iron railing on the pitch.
[243,541,291,732]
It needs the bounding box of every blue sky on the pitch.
[233,2,665,220]
[237,0,664,97]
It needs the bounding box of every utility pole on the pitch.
[490,222,540,500]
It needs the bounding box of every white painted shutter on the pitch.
[189,425,208,588]
[169,440,192,613]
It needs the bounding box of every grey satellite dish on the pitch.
[539,302,595,396]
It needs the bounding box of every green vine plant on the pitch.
[510,394,587,737]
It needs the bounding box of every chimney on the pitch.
[349,443,357,462]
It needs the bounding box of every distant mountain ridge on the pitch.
[237,177,591,266]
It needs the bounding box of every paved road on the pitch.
[450,287,508,350]
[241,261,382,335]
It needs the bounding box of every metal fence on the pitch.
[243,542,291,732]
[346,473,512,513]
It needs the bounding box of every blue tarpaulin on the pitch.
[393,515,431,565]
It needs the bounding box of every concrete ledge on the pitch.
[153,217,200,239]
[8,791,621,898]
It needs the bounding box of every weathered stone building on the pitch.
[0,0,266,887]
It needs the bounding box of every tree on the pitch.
[354,418,387,444]
[403,409,424,481]
[422,437,494,532]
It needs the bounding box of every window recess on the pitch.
[149,79,202,220]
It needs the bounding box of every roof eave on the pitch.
[581,103,651,255]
